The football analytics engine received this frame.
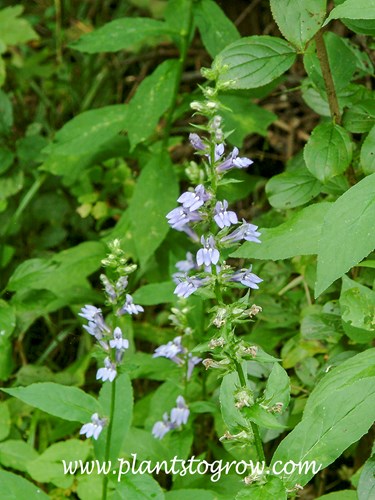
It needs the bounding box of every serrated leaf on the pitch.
[361,125,375,175]
[270,0,326,51]
[126,151,178,267]
[127,60,179,150]
[2,383,100,423]
[315,174,375,297]
[0,6,39,46]
[266,170,322,209]
[70,18,175,53]
[213,36,296,89]
[231,202,332,261]
[324,0,375,25]
[193,0,240,57]
[342,99,375,133]
[304,122,352,183]
[271,349,375,487]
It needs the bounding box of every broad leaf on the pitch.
[0,470,49,499]
[236,477,287,500]
[315,174,375,297]
[324,0,375,25]
[304,122,352,183]
[0,440,38,473]
[342,99,375,133]
[133,282,176,305]
[213,36,296,89]
[2,383,100,423]
[126,151,179,267]
[193,0,240,57]
[266,170,322,209]
[0,6,39,46]
[358,454,375,500]
[70,18,175,53]
[232,203,332,261]
[270,0,326,51]
[361,125,375,175]
[111,473,165,500]
[127,60,179,150]
[271,349,375,488]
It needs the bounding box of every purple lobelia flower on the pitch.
[170,396,190,426]
[79,305,110,334]
[221,220,261,244]
[109,327,129,350]
[118,294,144,315]
[152,412,176,440]
[187,353,202,380]
[80,413,106,440]
[166,206,202,231]
[96,357,117,382]
[229,265,263,290]
[196,235,220,267]
[189,133,206,151]
[175,252,197,273]
[216,147,253,172]
[153,336,185,364]
[174,275,208,298]
[178,184,211,211]
[214,200,238,229]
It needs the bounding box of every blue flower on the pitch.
[79,305,110,334]
[153,336,185,364]
[214,200,238,229]
[80,413,106,440]
[152,412,176,440]
[175,252,197,273]
[109,327,129,350]
[187,353,201,380]
[118,294,144,315]
[229,266,263,290]
[96,357,117,382]
[216,147,253,172]
[177,184,211,211]
[174,275,207,298]
[221,220,261,244]
[196,235,220,267]
[170,396,189,426]
[189,133,206,151]
[166,206,202,231]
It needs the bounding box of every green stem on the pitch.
[162,1,194,149]
[102,378,117,500]
[234,360,266,463]
[315,30,341,125]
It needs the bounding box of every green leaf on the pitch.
[166,490,217,500]
[70,18,175,53]
[0,402,10,441]
[43,105,128,157]
[358,454,375,500]
[361,125,375,175]
[0,470,50,499]
[324,0,375,25]
[126,151,178,267]
[266,170,322,209]
[219,94,276,143]
[0,440,38,472]
[111,473,165,500]
[315,174,375,297]
[231,202,332,261]
[0,147,14,175]
[27,440,90,488]
[271,349,375,488]
[342,99,375,133]
[0,6,39,46]
[0,170,24,201]
[0,299,16,338]
[270,0,326,51]
[220,371,249,434]
[0,89,13,133]
[236,477,287,500]
[193,0,240,57]
[262,363,290,409]
[94,373,133,462]
[317,492,357,500]
[304,122,352,183]
[133,282,176,305]
[127,60,179,150]
[340,276,375,343]
[213,36,296,89]
[2,383,101,423]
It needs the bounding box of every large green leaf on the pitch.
[342,99,375,133]
[231,202,332,261]
[271,349,375,488]
[0,440,38,473]
[0,470,49,499]
[2,383,100,423]
[193,0,240,58]
[213,36,296,89]
[358,454,375,500]
[266,170,322,209]
[270,0,326,51]
[127,60,179,150]
[361,125,375,175]
[0,6,39,46]
[111,473,165,500]
[133,282,176,305]
[315,174,375,297]
[70,18,175,53]
[324,0,375,25]
[304,122,352,183]
[125,151,179,267]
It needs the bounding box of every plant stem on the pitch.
[234,360,266,463]
[315,31,341,124]
[162,1,194,148]
[102,378,117,500]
